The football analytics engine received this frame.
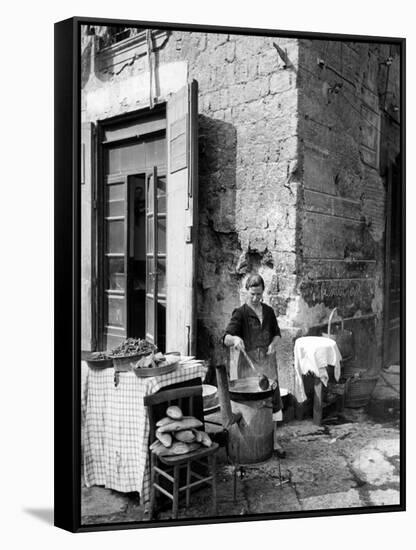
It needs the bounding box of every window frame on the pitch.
[95,105,166,350]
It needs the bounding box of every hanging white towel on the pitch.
[294,336,342,389]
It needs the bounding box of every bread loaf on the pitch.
[158,416,203,433]
[156,430,173,447]
[192,429,203,443]
[150,440,201,456]
[174,430,196,443]
[166,405,183,420]
[200,431,212,447]
[156,416,172,428]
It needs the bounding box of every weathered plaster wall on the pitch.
[81,28,300,389]
[296,40,400,374]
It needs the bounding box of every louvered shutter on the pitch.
[165,81,198,355]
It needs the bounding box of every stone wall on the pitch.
[164,32,300,376]
[296,39,400,374]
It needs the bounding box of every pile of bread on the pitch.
[150,405,212,456]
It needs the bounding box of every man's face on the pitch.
[247,285,263,306]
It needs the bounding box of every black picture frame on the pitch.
[54,16,405,533]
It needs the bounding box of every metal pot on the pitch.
[229,377,274,401]
[215,367,275,464]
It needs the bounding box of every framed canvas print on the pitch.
[54,16,405,532]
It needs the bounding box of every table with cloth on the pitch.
[293,336,342,424]
[82,359,207,506]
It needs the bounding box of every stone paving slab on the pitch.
[245,477,301,513]
[300,489,363,510]
[81,486,144,525]
[371,438,400,458]
[278,419,327,439]
[368,488,400,506]
[82,486,130,517]
[281,440,356,498]
[350,446,399,486]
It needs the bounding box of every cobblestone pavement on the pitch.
[81,401,401,526]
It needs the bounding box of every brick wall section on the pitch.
[296,39,400,373]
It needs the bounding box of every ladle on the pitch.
[240,348,270,391]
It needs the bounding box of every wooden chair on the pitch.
[144,385,219,520]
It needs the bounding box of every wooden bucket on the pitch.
[345,376,379,408]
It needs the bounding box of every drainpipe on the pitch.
[146,29,154,109]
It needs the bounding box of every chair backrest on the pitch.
[144,385,204,443]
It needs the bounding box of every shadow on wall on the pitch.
[196,115,239,369]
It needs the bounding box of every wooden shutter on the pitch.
[81,121,95,351]
[145,167,158,345]
[166,81,198,355]
[103,174,130,350]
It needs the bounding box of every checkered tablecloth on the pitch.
[83,361,207,505]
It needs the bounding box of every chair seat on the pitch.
[145,384,219,519]
[155,442,219,466]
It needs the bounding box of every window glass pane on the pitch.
[107,183,124,201]
[146,258,156,294]
[120,142,145,172]
[106,148,121,174]
[157,258,166,296]
[106,295,124,327]
[147,177,154,213]
[146,217,154,253]
[106,142,146,175]
[155,138,166,166]
[107,220,124,253]
[157,177,166,212]
[157,216,166,254]
[107,200,124,217]
[107,257,125,291]
[146,297,155,340]
[146,136,166,168]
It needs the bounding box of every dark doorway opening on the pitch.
[384,157,401,367]
[128,174,146,340]
[127,173,166,352]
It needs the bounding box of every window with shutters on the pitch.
[82,81,198,355]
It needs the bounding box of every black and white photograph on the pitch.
[74,19,404,529]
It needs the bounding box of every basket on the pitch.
[133,360,179,378]
[341,358,362,378]
[202,384,218,410]
[344,375,379,408]
[112,354,144,371]
[85,354,113,369]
